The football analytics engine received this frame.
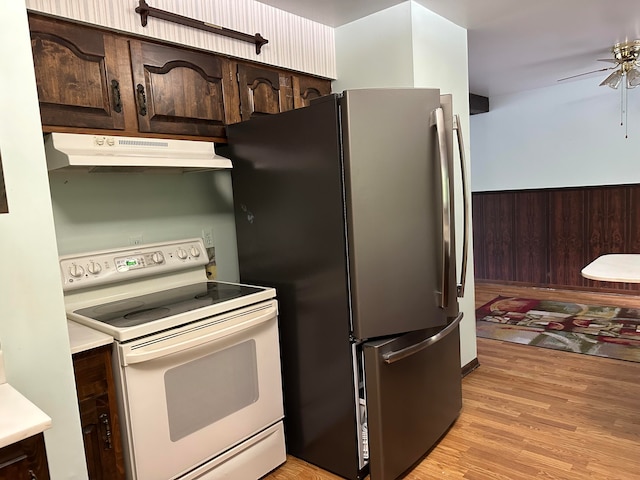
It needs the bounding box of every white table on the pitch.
[581,254,640,283]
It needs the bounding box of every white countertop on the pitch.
[0,384,52,449]
[0,322,112,450]
[0,351,52,449]
[581,254,640,283]
[67,320,114,355]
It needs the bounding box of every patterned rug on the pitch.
[476,296,640,363]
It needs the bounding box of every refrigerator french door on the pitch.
[224,88,465,480]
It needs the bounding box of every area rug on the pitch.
[476,296,640,362]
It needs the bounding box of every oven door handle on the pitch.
[121,304,277,366]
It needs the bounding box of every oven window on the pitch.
[164,339,259,442]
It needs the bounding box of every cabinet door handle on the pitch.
[136,83,147,116]
[99,413,113,450]
[0,452,27,468]
[111,79,122,113]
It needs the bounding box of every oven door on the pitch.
[114,300,284,480]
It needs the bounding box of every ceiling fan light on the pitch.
[628,68,640,88]
[600,69,623,89]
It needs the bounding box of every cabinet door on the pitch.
[292,74,331,108]
[79,394,120,480]
[129,41,227,137]
[237,63,293,121]
[28,14,125,130]
[0,434,50,480]
[73,346,125,480]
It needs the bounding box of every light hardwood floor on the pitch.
[265,282,640,479]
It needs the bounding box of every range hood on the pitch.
[44,133,232,173]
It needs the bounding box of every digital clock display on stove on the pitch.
[115,252,165,272]
[116,255,145,272]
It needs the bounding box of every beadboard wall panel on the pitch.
[514,190,548,285]
[473,184,640,292]
[25,0,336,79]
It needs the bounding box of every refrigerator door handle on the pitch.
[382,312,463,364]
[453,114,469,298]
[432,107,451,309]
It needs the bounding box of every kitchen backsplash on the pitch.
[48,170,239,282]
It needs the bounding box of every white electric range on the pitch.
[61,238,286,480]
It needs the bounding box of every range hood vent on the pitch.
[44,133,232,173]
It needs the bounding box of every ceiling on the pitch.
[257,0,640,98]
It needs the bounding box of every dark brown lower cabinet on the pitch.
[72,345,125,480]
[0,433,49,480]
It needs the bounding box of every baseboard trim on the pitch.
[462,357,480,377]
[475,279,640,296]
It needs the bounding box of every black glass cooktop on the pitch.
[73,282,264,328]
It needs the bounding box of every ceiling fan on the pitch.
[559,40,640,138]
[558,40,640,88]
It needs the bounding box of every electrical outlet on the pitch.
[205,248,217,279]
[129,234,144,246]
[202,228,214,248]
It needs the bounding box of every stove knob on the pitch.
[152,252,165,264]
[176,248,188,260]
[190,246,200,258]
[69,264,85,278]
[87,261,102,275]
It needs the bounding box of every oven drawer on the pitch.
[114,300,284,480]
[179,422,286,480]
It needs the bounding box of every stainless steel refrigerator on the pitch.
[222,88,468,480]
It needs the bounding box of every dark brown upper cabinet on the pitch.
[235,63,332,121]
[292,74,332,109]
[236,63,293,122]
[29,14,125,130]
[28,13,332,141]
[129,41,230,138]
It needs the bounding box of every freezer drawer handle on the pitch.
[454,114,469,298]
[382,313,463,364]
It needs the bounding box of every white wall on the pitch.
[471,75,640,191]
[26,0,336,79]
[335,1,477,367]
[0,1,88,478]
[411,4,476,368]
[333,3,414,92]
[50,170,240,282]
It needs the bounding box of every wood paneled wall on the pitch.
[472,184,640,292]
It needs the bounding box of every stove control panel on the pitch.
[59,238,209,291]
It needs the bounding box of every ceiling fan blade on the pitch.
[557,66,615,82]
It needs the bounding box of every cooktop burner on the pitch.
[73,282,264,328]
